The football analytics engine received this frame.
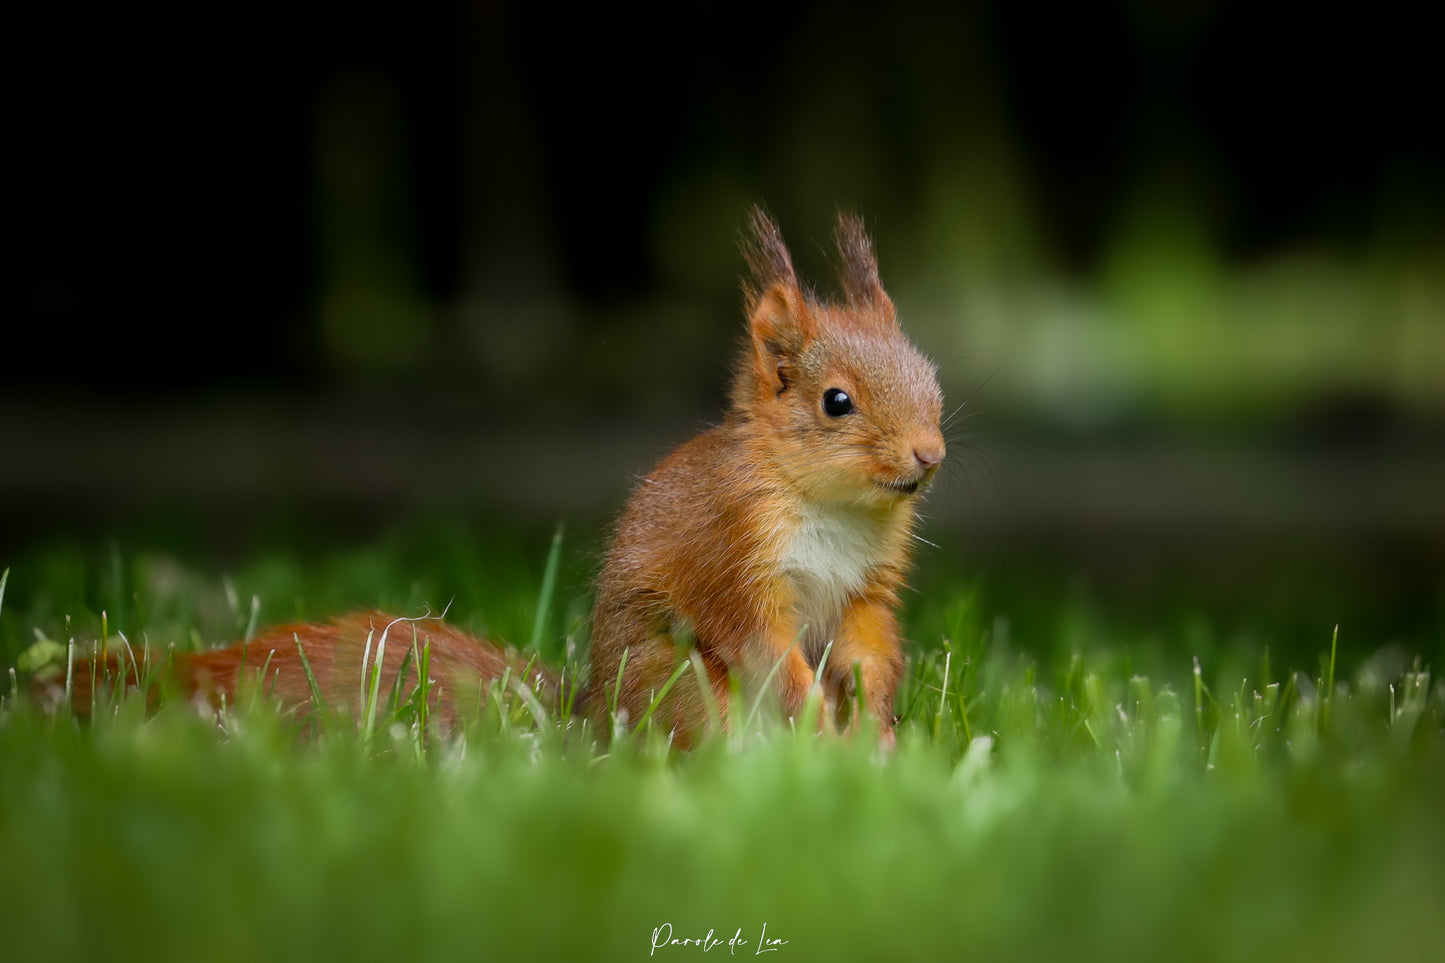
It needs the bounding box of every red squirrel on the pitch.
[57,209,945,746]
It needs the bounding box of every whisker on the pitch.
[942,411,983,438]
[943,443,1009,517]
[942,399,972,431]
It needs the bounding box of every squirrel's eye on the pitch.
[822,387,854,417]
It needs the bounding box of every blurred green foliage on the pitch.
[12,4,1442,437]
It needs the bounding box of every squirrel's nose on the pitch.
[913,443,944,470]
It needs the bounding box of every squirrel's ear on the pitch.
[747,281,816,394]
[740,206,816,393]
[834,211,897,326]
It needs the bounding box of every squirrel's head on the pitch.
[732,208,945,507]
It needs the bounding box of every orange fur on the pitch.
[64,613,556,734]
[585,208,943,745]
[59,208,944,747]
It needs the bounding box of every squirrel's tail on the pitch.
[50,612,567,731]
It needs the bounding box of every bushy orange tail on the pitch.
[57,612,564,731]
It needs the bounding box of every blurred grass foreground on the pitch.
[1,542,1443,963]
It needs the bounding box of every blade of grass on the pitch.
[687,650,723,736]
[528,523,565,659]
[253,648,277,711]
[632,658,692,734]
[934,649,952,742]
[850,660,865,730]
[1320,624,1338,734]
[363,624,389,745]
[385,632,418,716]
[357,628,375,712]
[64,632,75,707]
[491,664,514,733]
[293,634,330,720]
[364,613,440,744]
[413,638,431,738]
[743,626,809,734]
[609,647,630,718]
[243,595,261,642]
[795,640,834,737]
[509,672,551,730]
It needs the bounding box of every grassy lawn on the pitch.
[1,531,1442,962]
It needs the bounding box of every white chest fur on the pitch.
[782,503,885,650]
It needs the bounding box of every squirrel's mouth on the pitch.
[876,463,940,497]
[877,477,922,496]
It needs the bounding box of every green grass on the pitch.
[1,536,1442,963]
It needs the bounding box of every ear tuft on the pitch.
[741,205,798,315]
[834,211,894,321]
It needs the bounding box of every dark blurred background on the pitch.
[3,1,1443,648]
